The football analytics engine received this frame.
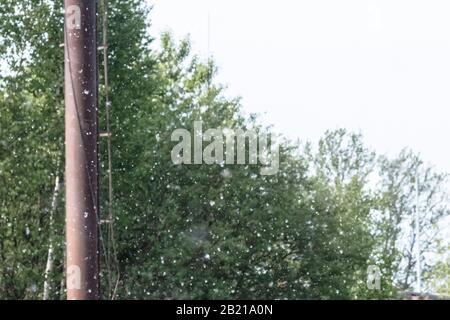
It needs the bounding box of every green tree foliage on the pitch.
[0,0,448,299]
[427,244,450,296]
[376,150,449,291]
[0,0,64,299]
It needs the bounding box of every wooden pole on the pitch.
[64,0,100,300]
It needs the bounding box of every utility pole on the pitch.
[64,0,100,300]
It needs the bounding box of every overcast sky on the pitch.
[149,0,450,173]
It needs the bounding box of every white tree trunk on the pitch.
[43,174,60,300]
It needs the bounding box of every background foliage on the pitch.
[0,0,448,299]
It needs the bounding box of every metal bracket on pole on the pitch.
[99,132,112,138]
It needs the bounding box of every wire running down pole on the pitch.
[64,0,100,300]
[100,0,120,299]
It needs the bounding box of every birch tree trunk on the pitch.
[43,174,61,300]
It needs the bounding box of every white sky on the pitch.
[149,0,450,173]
